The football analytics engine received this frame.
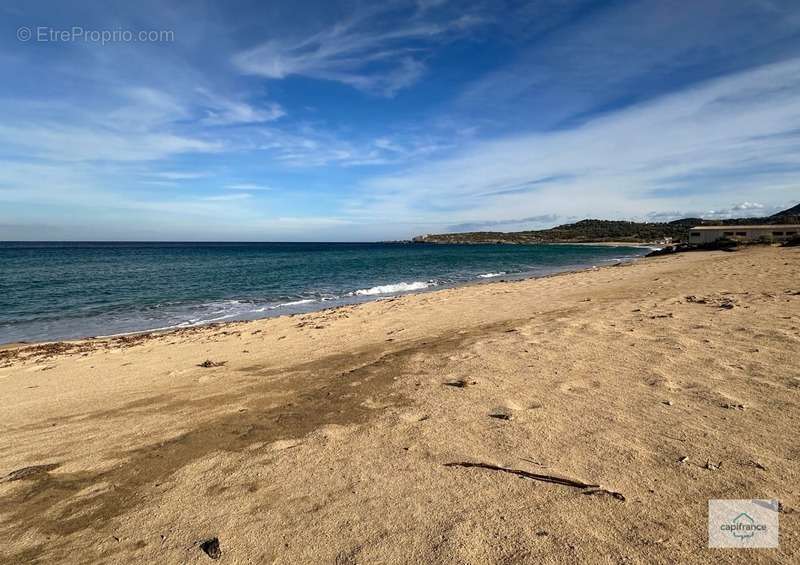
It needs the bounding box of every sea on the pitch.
[0,242,653,344]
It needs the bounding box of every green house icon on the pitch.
[732,513,755,539]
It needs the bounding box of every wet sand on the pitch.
[1,245,798,563]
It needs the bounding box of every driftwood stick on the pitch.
[444,462,625,501]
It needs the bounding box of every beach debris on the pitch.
[443,379,469,388]
[583,489,626,501]
[721,402,745,410]
[704,459,721,471]
[662,400,673,406]
[489,412,512,421]
[677,456,689,464]
[1,463,60,483]
[200,537,221,560]
[686,294,737,309]
[198,359,226,368]
[443,462,624,501]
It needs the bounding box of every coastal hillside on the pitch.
[413,203,800,244]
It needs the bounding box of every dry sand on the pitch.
[1,245,798,564]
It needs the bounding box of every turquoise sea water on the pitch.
[0,242,651,343]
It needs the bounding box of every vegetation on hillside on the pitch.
[412,204,800,244]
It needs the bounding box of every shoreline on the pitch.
[0,248,648,348]
[2,245,797,563]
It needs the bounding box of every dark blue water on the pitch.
[0,242,651,343]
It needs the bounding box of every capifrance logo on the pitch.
[708,499,779,548]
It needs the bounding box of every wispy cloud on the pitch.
[0,123,222,162]
[201,193,253,201]
[455,0,800,131]
[151,171,209,180]
[197,88,285,126]
[448,214,559,232]
[352,57,800,228]
[232,6,483,95]
[645,202,785,222]
[224,183,272,191]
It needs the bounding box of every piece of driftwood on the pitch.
[444,462,625,501]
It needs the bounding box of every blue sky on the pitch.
[1,0,799,241]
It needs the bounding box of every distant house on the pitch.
[689,225,800,244]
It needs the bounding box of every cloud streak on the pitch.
[352,57,800,229]
[233,6,482,95]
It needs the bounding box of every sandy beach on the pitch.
[1,245,798,563]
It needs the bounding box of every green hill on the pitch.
[412,204,799,244]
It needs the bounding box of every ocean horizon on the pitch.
[0,241,651,344]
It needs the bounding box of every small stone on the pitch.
[200,537,221,560]
[662,400,673,406]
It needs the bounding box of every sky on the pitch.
[1,0,799,241]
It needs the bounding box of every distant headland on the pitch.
[412,203,800,245]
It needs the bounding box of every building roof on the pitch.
[689,225,800,230]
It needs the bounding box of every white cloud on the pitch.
[151,171,209,180]
[108,87,190,131]
[232,9,481,96]
[224,183,272,191]
[732,201,765,211]
[0,124,223,162]
[202,193,253,201]
[197,88,285,126]
[351,57,800,229]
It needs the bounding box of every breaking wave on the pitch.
[350,281,436,296]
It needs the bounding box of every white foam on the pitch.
[269,298,317,309]
[477,271,506,278]
[350,281,435,296]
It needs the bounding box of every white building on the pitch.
[689,225,800,245]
